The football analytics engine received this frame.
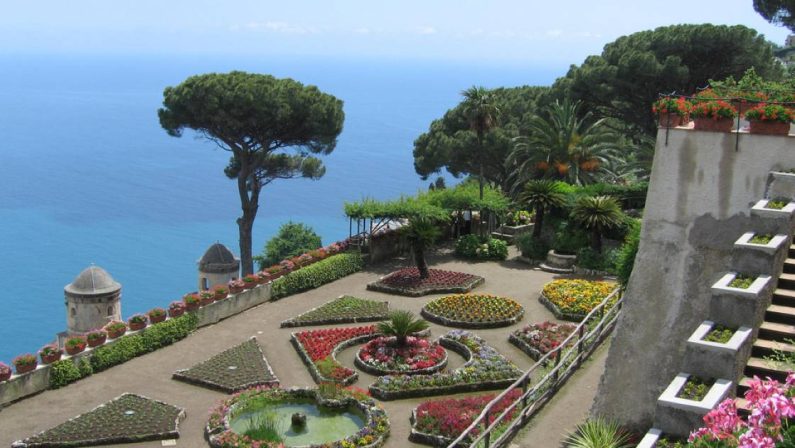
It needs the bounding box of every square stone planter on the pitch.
[732,232,790,277]
[709,272,773,328]
[734,232,788,255]
[655,373,733,438]
[682,321,752,381]
[636,428,662,448]
[751,199,795,219]
[769,171,795,200]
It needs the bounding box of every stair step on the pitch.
[790,244,795,258]
[759,321,795,341]
[736,397,750,415]
[766,304,795,324]
[745,357,790,382]
[785,258,795,274]
[774,288,795,305]
[753,338,795,357]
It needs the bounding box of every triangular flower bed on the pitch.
[172,338,278,393]
[280,295,389,328]
[12,394,185,447]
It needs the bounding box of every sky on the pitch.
[0,0,791,67]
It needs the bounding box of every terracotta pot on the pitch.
[41,352,61,364]
[15,362,37,375]
[243,281,257,290]
[658,113,683,128]
[168,308,185,318]
[750,120,791,136]
[65,344,86,356]
[214,290,227,300]
[694,117,734,132]
[87,334,106,347]
[229,285,243,294]
[107,328,126,339]
[199,296,214,306]
[149,314,166,324]
[184,302,199,312]
[129,321,147,331]
[0,370,11,381]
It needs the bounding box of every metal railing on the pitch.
[446,286,624,448]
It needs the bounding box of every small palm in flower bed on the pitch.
[358,336,446,374]
[411,389,523,443]
[368,267,484,297]
[422,293,524,327]
[65,336,87,355]
[729,274,756,289]
[280,295,389,328]
[511,321,576,361]
[703,325,735,344]
[749,234,773,245]
[677,376,715,401]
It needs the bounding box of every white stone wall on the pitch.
[198,271,237,291]
[66,295,121,334]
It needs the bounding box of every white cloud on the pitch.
[244,21,315,34]
[417,26,437,35]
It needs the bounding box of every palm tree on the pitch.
[377,310,429,346]
[521,180,566,239]
[401,218,441,279]
[570,195,624,253]
[507,100,622,188]
[461,86,500,200]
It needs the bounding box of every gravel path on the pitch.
[0,246,588,448]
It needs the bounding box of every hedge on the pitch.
[50,358,92,389]
[271,253,364,299]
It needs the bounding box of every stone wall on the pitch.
[592,129,795,431]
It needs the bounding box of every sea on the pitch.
[0,53,561,364]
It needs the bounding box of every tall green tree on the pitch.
[461,86,500,200]
[507,100,623,189]
[570,195,624,253]
[158,72,344,275]
[254,221,322,270]
[754,0,795,32]
[413,86,547,193]
[521,180,566,239]
[550,24,783,137]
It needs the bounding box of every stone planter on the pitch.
[655,373,733,438]
[694,117,734,132]
[734,232,788,255]
[682,321,753,381]
[540,250,576,273]
[732,232,789,276]
[749,120,791,135]
[750,199,795,219]
[635,428,663,448]
[709,272,773,328]
[769,171,795,200]
[658,113,683,128]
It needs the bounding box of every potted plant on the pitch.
[168,301,186,318]
[148,307,167,324]
[690,99,737,132]
[228,279,245,294]
[13,354,37,374]
[183,293,201,311]
[65,336,87,355]
[744,103,794,135]
[242,274,259,289]
[105,320,127,339]
[199,290,215,305]
[39,344,62,364]
[128,314,148,331]
[212,284,228,300]
[0,362,11,381]
[86,329,107,347]
[266,265,284,280]
[652,96,691,127]
[256,271,271,284]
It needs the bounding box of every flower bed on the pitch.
[355,336,447,376]
[539,279,617,321]
[367,268,484,297]
[421,293,524,329]
[291,325,379,385]
[280,295,389,328]
[409,389,523,446]
[369,330,522,400]
[205,386,389,448]
[12,393,185,447]
[172,338,279,393]
[509,321,577,361]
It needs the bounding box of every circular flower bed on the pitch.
[539,279,617,321]
[367,268,484,297]
[206,386,389,448]
[355,336,447,375]
[509,321,577,361]
[421,293,524,328]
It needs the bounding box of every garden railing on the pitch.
[446,286,624,448]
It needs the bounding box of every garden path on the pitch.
[0,246,602,448]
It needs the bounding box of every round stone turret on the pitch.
[64,265,122,334]
[198,242,240,291]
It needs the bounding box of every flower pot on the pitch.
[184,302,199,312]
[199,296,214,306]
[87,334,106,347]
[658,113,683,128]
[0,370,11,381]
[107,328,126,339]
[694,117,734,132]
[150,314,166,324]
[168,308,185,318]
[15,362,37,374]
[41,352,61,364]
[65,344,86,356]
[243,281,257,290]
[750,120,790,136]
[129,321,147,331]
[213,290,227,300]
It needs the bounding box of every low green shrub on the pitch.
[515,233,549,260]
[576,247,619,274]
[50,360,84,389]
[454,235,508,260]
[615,220,641,286]
[271,253,364,299]
[552,222,589,255]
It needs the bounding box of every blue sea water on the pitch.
[0,54,560,364]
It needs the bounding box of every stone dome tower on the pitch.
[198,243,240,291]
[64,265,122,334]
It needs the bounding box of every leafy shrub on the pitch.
[515,233,550,260]
[455,234,480,257]
[50,359,84,389]
[576,247,618,273]
[552,221,589,255]
[271,253,364,299]
[255,221,322,270]
[454,235,508,260]
[615,220,641,286]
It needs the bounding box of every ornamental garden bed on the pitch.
[538,279,617,322]
[409,389,523,447]
[12,393,185,448]
[280,295,389,328]
[354,336,447,376]
[291,325,379,385]
[172,338,278,393]
[421,293,524,329]
[367,268,484,297]
[205,386,389,448]
[509,321,577,361]
[369,330,522,401]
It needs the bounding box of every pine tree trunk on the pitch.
[415,245,429,279]
[236,160,259,276]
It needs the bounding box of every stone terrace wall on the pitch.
[592,129,795,431]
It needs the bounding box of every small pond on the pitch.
[230,400,365,446]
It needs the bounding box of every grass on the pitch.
[703,325,735,343]
[677,376,714,401]
[728,274,756,289]
[243,412,284,443]
[749,234,773,244]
